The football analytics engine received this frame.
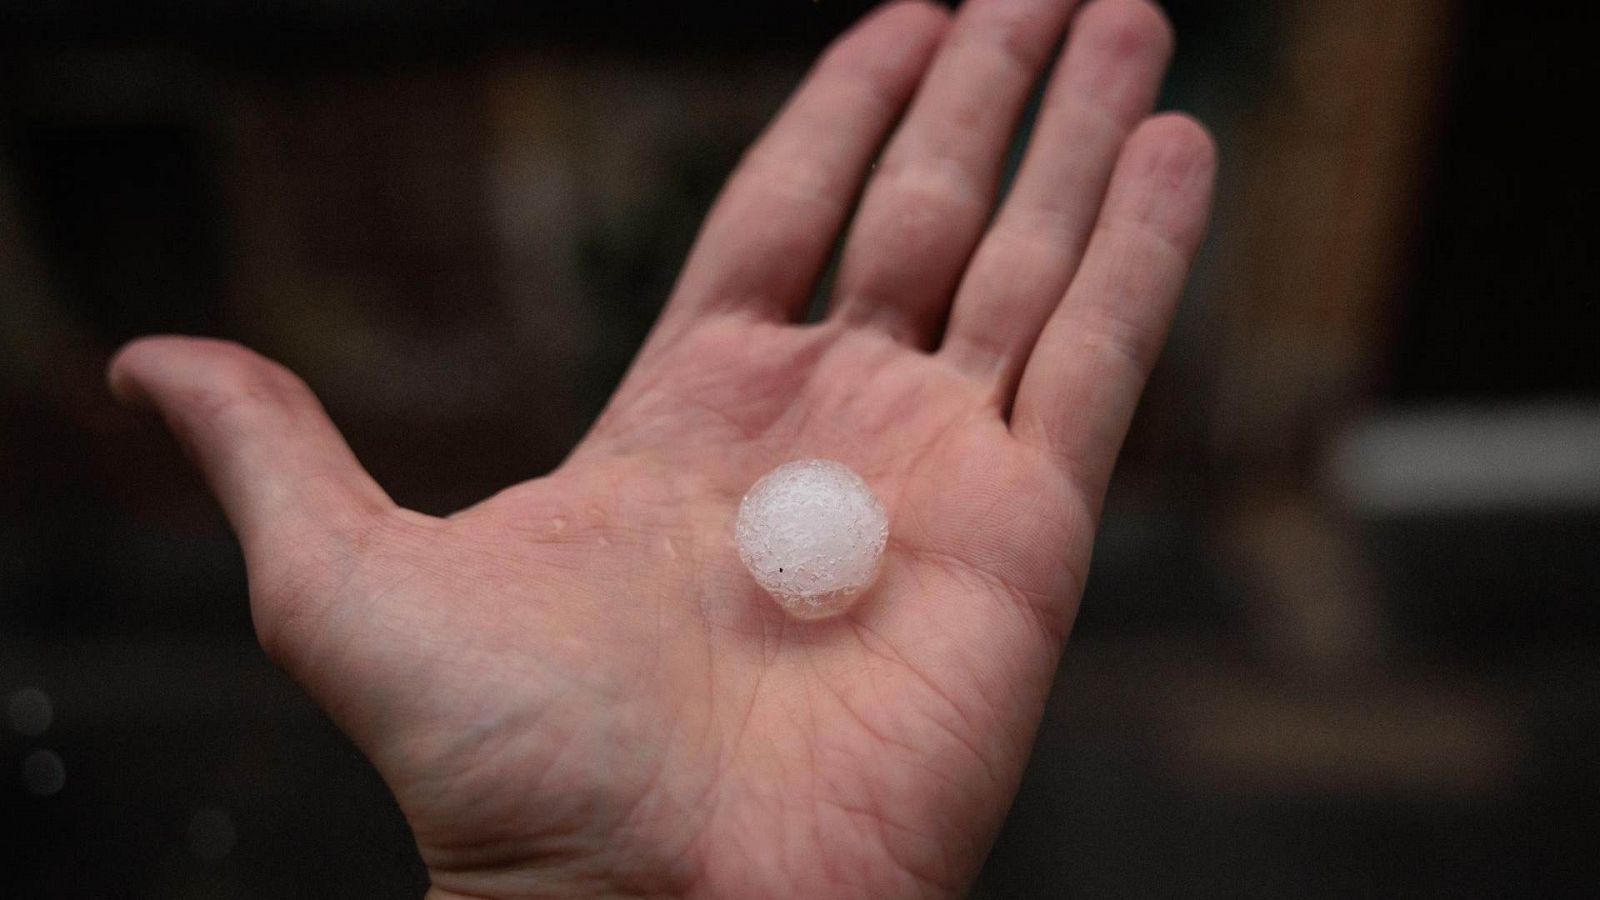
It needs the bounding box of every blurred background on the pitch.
[2,0,1597,896]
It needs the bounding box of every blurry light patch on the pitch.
[1329,402,1600,514]
[7,687,53,736]
[188,807,237,861]
[22,748,66,796]
[1167,674,1516,799]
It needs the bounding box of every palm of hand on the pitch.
[363,318,1080,897]
[109,1,1214,897]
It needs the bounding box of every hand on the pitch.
[108,0,1214,896]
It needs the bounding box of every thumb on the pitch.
[108,336,393,646]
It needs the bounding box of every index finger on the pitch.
[655,1,950,337]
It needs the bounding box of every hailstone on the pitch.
[735,459,889,619]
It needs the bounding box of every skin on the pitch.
[107,0,1216,896]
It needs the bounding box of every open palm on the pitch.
[110,0,1214,896]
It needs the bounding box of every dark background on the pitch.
[3,0,1597,897]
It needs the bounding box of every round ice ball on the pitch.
[735,459,889,619]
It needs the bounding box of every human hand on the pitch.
[108,0,1214,896]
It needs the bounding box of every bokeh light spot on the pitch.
[7,687,53,736]
[22,749,66,797]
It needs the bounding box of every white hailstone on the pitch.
[735,459,889,619]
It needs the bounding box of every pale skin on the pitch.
[107,0,1216,896]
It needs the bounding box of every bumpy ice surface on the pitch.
[735,459,889,619]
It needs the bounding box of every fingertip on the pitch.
[1130,112,1218,180]
[1111,112,1218,250]
[106,335,181,409]
[107,335,278,409]
[106,344,142,408]
[833,0,951,70]
[872,0,953,31]
[1074,0,1176,66]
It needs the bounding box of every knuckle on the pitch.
[186,346,317,429]
[876,154,986,217]
[958,4,1057,76]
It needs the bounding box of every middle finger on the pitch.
[826,0,1083,346]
